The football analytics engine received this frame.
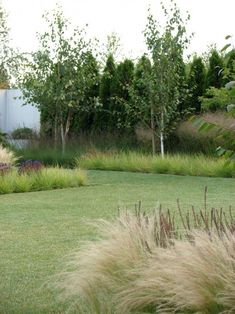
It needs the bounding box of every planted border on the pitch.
[78,152,235,178]
[0,167,87,194]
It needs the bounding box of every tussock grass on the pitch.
[0,168,87,194]
[59,203,235,314]
[78,151,235,178]
[118,231,235,314]
[0,144,18,165]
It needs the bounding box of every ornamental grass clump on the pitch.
[118,230,235,314]
[0,144,18,165]
[59,191,235,314]
[78,151,235,178]
[0,167,87,194]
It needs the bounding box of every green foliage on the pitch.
[69,52,100,133]
[130,55,152,127]
[97,54,116,131]
[15,133,139,166]
[224,48,235,82]
[0,167,86,194]
[187,56,206,112]
[193,38,235,163]
[17,5,98,152]
[176,55,189,112]
[16,146,79,167]
[206,49,224,89]
[0,131,8,147]
[191,114,235,162]
[0,3,11,87]
[0,65,9,88]
[137,1,190,155]
[102,32,122,63]
[11,127,37,139]
[111,58,135,130]
[200,86,235,111]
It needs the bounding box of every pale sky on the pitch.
[2,0,235,60]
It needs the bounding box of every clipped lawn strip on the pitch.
[0,168,87,194]
[78,152,235,178]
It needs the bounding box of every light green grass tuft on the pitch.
[78,152,235,178]
[0,167,87,194]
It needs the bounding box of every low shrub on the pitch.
[0,167,86,194]
[0,131,8,147]
[16,146,81,167]
[77,151,235,178]
[18,160,43,175]
[59,201,235,313]
[11,127,37,140]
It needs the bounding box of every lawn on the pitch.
[0,170,234,313]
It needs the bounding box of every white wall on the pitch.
[0,89,40,134]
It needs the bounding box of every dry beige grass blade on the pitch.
[118,231,235,313]
[59,208,235,314]
[60,212,161,313]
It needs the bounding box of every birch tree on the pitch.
[18,6,98,153]
[142,1,190,156]
[0,3,10,87]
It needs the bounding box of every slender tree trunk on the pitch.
[60,121,66,156]
[54,114,58,149]
[160,112,165,158]
[150,105,156,155]
[60,109,72,156]
[160,131,164,158]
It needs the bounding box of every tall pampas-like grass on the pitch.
[0,144,18,165]
[59,198,235,314]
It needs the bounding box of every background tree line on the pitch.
[40,46,234,133]
[1,1,234,155]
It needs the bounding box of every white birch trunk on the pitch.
[160,112,165,158]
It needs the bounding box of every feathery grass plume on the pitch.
[118,230,235,314]
[59,209,170,313]
[59,197,235,314]
[0,144,18,165]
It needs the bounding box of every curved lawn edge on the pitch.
[77,152,235,178]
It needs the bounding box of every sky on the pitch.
[2,0,235,60]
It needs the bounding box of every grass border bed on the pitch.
[78,152,235,178]
[0,167,87,194]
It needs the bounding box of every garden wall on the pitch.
[0,89,40,134]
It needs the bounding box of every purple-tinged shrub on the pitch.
[18,160,43,175]
[0,163,11,176]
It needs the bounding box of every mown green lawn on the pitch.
[0,170,234,313]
